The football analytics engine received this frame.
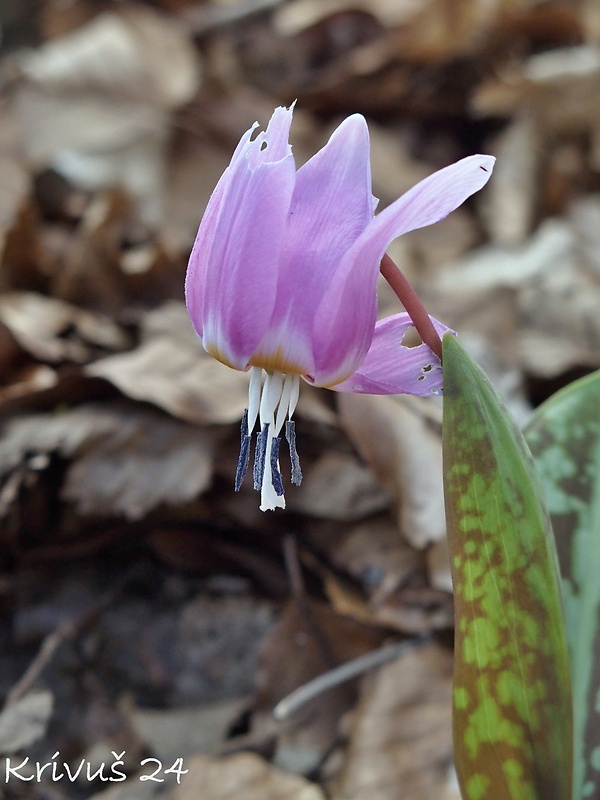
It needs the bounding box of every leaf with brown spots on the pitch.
[524,369,600,800]
[442,333,572,800]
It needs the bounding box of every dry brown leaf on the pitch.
[22,4,199,105]
[435,219,573,297]
[274,0,417,36]
[518,269,600,376]
[517,330,589,379]
[127,697,251,764]
[427,537,453,593]
[0,290,130,364]
[64,414,215,520]
[0,402,216,520]
[320,514,453,632]
[483,114,542,246]
[432,285,521,371]
[0,691,54,754]
[338,393,445,548]
[167,752,326,800]
[3,7,600,800]
[87,302,250,426]
[0,364,60,411]
[569,195,600,277]
[0,101,30,221]
[474,45,600,136]
[583,0,600,42]
[287,450,389,521]
[521,45,600,134]
[0,106,34,291]
[1,204,49,295]
[325,571,453,634]
[328,515,422,593]
[15,3,201,224]
[386,0,505,62]
[0,319,23,377]
[49,190,180,313]
[332,642,458,800]
[429,218,600,382]
[295,384,338,427]
[161,130,233,254]
[403,209,481,279]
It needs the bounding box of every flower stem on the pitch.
[380,253,443,361]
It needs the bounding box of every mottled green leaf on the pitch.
[524,369,600,800]
[442,333,572,800]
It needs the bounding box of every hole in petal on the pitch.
[400,326,422,348]
[260,141,268,151]
[422,364,433,373]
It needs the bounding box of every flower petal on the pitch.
[362,154,495,240]
[311,155,495,384]
[185,107,296,370]
[330,313,455,395]
[286,114,373,268]
[250,114,374,376]
[247,103,296,168]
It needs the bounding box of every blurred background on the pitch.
[0,1,598,798]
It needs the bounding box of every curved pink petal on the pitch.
[249,114,374,376]
[185,177,227,341]
[330,313,455,395]
[185,107,296,370]
[311,155,495,384]
[361,154,495,241]
[286,114,373,268]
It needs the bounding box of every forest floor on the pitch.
[0,1,599,797]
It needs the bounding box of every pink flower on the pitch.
[186,105,494,510]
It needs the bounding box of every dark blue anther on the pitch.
[253,423,269,490]
[270,437,284,496]
[285,420,303,486]
[235,409,251,491]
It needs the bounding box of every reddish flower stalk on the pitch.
[380,253,443,362]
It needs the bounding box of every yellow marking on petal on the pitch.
[249,347,305,376]
[204,343,241,371]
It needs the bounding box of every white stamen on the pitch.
[247,366,262,433]
[275,373,298,435]
[259,372,285,512]
[241,370,303,511]
[288,374,300,419]
[260,371,283,424]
